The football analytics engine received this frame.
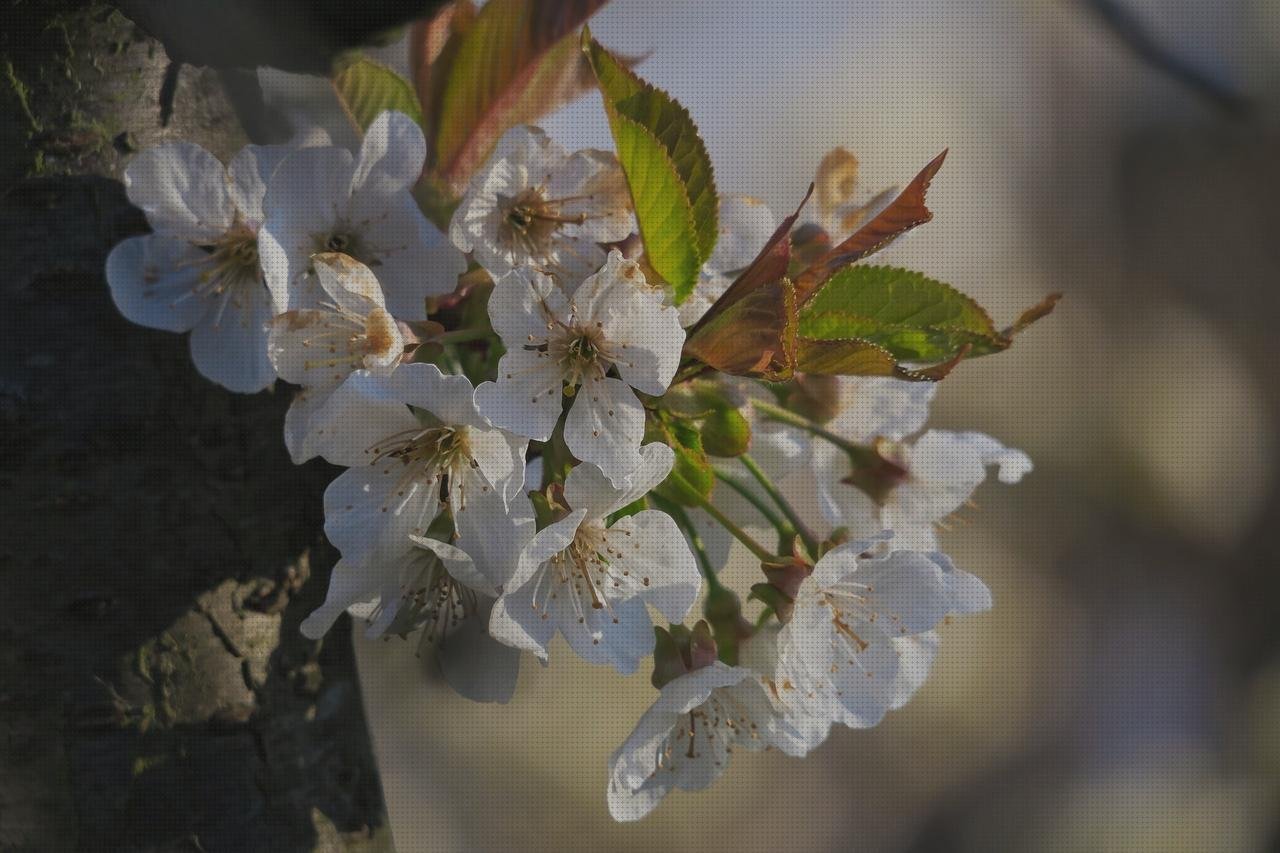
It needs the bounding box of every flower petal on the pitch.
[547,149,634,243]
[605,510,701,622]
[352,191,464,318]
[283,386,329,464]
[486,269,566,348]
[124,142,234,240]
[562,442,675,521]
[854,550,953,635]
[409,534,496,597]
[106,235,210,333]
[454,490,535,590]
[563,377,646,484]
[299,558,378,639]
[187,283,277,393]
[507,509,586,592]
[268,309,364,388]
[351,111,426,196]
[489,580,556,661]
[301,370,421,467]
[475,349,564,442]
[830,377,935,444]
[227,144,291,226]
[555,594,654,674]
[260,145,355,310]
[323,466,434,567]
[312,252,386,313]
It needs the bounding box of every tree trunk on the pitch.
[0,4,392,850]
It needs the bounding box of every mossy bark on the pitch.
[0,4,393,851]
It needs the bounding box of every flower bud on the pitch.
[700,407,751,457]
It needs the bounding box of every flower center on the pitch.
[841,438,910,505]
[654,689,763,772]
[398,551,479,647]
[527,522,651,642]
[547,324,613,391]
[292,305,400,379]
[198,223,259,293]
[187,222,262,324]
[367,423,479,511]
[315,230,379,268]
[498,187,588,257]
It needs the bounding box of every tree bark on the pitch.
[0,4,392,850]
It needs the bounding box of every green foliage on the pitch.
[583,27,718,303]
[798,265,1007,361]
[331,56,425,132]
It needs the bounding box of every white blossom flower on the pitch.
[301,490,534,704]
[476,250,684,483]
[490,444,701,673]
[774,542,992,729]
[678,195,778,327]
[818,429,1032,550]
[606,659,824,822]
[106,141,287,392]
[268,253,405,462]
[259,111,465,320]
[306,363,527,570]
[449,125,634,281]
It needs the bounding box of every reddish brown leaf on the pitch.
[684,279,796,378]
[410,1,477,169]
[422,0,613,192]
[689,184,814,337]
[794,149,948,302]
[1003,292,1062,337]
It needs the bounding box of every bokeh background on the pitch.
[275,1,1280,849]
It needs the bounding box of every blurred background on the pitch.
[297,1,1280,849]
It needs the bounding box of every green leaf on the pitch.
[798,265,1007,362]
[426,0,611,191]
[583,28,718,303]
[332,57,425,132]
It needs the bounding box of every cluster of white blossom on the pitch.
[105,111,1030,821]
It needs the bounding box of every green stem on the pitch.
[752,399,882,468]
[739,453,819,555]
[713,469,793,538]
[672,359,711,385]
[680,493,775,563]
[752,399,848,449]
